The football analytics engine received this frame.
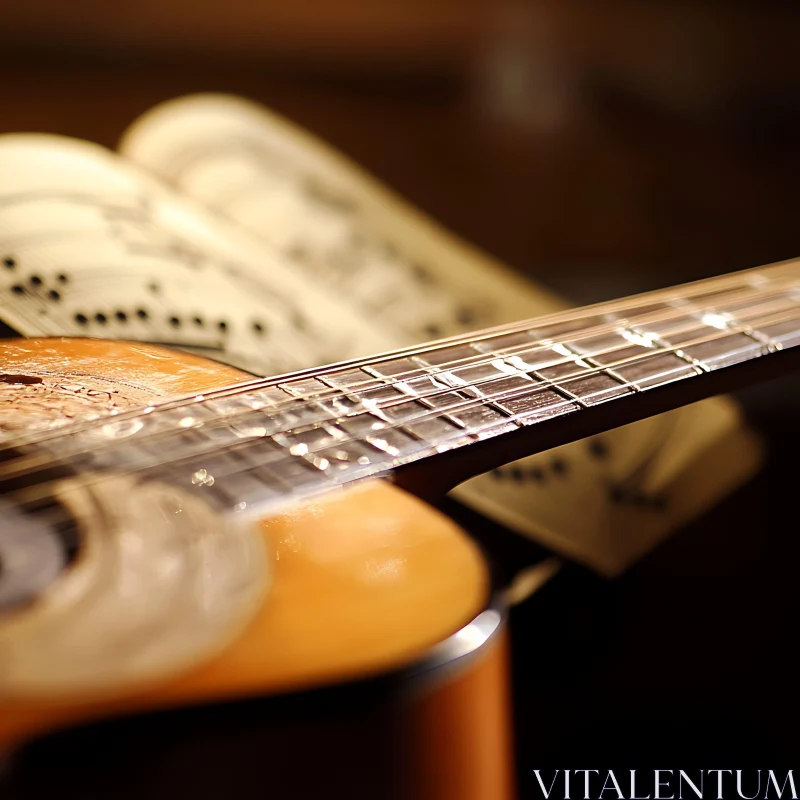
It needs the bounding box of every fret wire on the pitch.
[4,271,798,463]
[3,307,797,490]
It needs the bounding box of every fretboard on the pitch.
[10,257,800,515]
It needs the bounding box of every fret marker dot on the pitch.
[191,469,215,487]
[701,312,731,330]
[621,329,658,348]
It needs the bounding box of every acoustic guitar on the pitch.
[1,258,799,799]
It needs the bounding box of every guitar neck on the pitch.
[11,257,800,514]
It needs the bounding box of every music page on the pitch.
[0,134,395,378]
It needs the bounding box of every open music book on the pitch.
[0,94,761,576]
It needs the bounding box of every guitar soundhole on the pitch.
[0,374,43,386]
[0,497,81,611]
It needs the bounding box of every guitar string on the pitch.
[4,305,796,519]
[0,282,791,477]
[0,277,797,478]
[1,301,798,504]
[2,276,796,473]
[2,267,796,462]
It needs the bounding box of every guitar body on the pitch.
[2,258,800,798]
[0,338,513,800]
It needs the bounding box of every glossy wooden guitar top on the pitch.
[0,338,489,749]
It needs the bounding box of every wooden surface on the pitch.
[405,631,515,800]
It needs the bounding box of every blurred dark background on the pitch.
[1,0,799,793]
[4,1,800,294]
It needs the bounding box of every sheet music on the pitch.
[119,94,760,575]
[0,134,395,378]
[121,94,565,342]
[454,399,761,576]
